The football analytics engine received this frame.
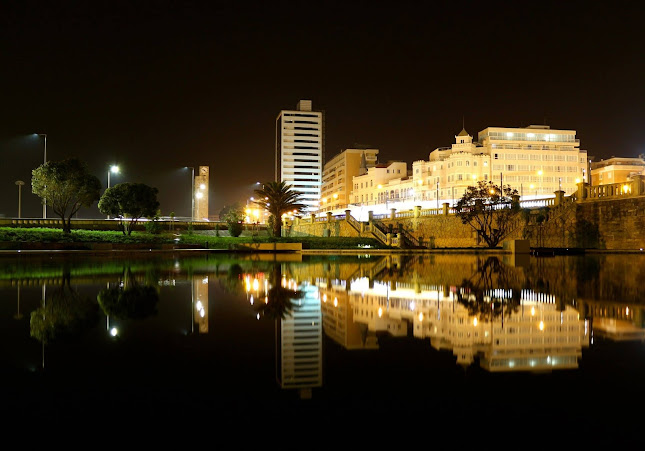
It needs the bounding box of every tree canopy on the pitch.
[98,182,160,235]
[31,158,102,233]
[454,180,520,248]
[253,181,306,237]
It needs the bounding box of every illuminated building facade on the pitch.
[194,165,209,221]
[345,125,588,215]
[590,156,645,186]
[321,147,378,211]
[275,100,324,212]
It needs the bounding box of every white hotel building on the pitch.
[348,124,588,217]
[275,100,324,212]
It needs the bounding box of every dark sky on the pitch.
[1,0,643,219]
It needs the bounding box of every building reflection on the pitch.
[244,267,323,399]
[192,275,209,333]
[315,271,591,373]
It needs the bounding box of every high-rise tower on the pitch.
[275,100,324,211]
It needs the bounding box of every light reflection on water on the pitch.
[1,252,644,434]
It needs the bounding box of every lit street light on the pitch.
[107,165,120,189]
[106,165,120,219]
[15,180,25,218]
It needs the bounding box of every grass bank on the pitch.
[0,227,389,250]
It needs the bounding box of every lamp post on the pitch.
[34,133,47,218]
[106,165,120,219]
[185,167,195,221]
[15,180,24,219]
[107,165,120,189]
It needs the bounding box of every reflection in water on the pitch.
[243,262,322,399]
[3,252,645,402]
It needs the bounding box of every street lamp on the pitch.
[15,180,24,218]
[185,167,195,221]
[107,165,120,189]
[106,165,120,219]
[33,133,47,218]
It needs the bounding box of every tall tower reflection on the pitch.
[275,275,322,399]
[192,275,209,333]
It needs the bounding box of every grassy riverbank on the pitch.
[0,227,388,250]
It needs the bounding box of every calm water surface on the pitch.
[2,251,644,440]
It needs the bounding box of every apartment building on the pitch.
[275,100,324,211]
[320,147,378,211]
[590,156,645,186]
[349,125,588,212]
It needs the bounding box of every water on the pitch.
[1,251,644,441]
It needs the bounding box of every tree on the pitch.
[454,180,520,248]
[224,205,245,237]
[31,158,102,233]
[98,182,160,235]
[253,181,306,237]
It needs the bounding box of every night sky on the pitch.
[1,0,643,219]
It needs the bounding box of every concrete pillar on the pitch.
[511,195,520,208]
[345,209,351,220]
[577,182,587,202]
[326,212,333,222]
[386,233,392,246]
[414,205,421,218]
[631,175,644,195]
[390,208,396,220]
[310,213,316,223]
[368,211,373,222]
[443,202,450,215]
[554,190,564,206]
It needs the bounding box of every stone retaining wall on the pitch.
[289,195,645,250]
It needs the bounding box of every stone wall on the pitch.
[576,197,645,250]
[290,195,645,250]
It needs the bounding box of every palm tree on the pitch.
[253,181,306,237]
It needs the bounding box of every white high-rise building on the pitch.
[275,100,324,211]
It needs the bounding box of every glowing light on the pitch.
[531,307,535,316]
[539,321,544,331]
[377,184,382,189]
[333,297,338,307]
[333,193,338,199]
[418,312,424,321]
[575,178,581,184]
[378,307,383,318]
[195,192,203,199]
[199,184,205,190]
[252,278,259,291]
[473,317,478,326]
[249,295,254,305]
[110,327,118,337]
[323,293,327,303]
[256,313,260,320]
